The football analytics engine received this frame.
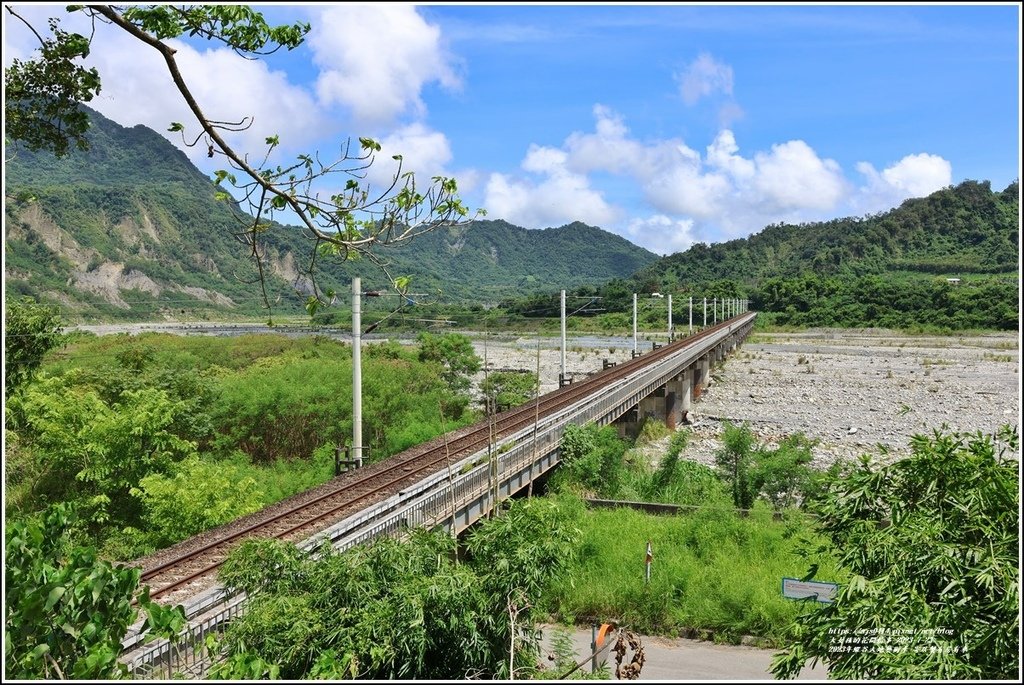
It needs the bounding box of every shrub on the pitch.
[772,426,1020,680]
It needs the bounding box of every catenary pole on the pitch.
[352,277,362,464]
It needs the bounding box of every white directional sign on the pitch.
[782,577,839,603]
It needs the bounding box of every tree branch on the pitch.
[5,5,46,47]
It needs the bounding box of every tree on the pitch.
[714,421,757,509]
[4,5,479,314]
[749,432,817,509]
[480,370,537,412]
[3,297,63,395]
[416,332,481,395]
[9,378,198,532]
[771,426,1020,680]
[213,498,580,679]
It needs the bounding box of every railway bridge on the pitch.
[122,311,757,678]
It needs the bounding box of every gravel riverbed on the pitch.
[470,329,1020,467]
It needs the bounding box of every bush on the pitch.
[214,498,581,679]
[132,456,266,547]
[4,505,140,679]
[555,424,627,497]
[715,422,758,509]
[772,426,1020,680]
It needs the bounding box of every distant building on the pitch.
[946,278,962,286]
[650,292,664,298]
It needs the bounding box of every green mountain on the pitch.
[597,180,1018,331]
[4,107,657,322]
[629,180,1019,292]
[376,219,656,299]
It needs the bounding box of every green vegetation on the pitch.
[5,331,477,560]
[772,426,1020,680]
[553,423,630,496]
[753,271,1017,331]
[498,180,1018,333]
[211,498,580,679]
[636,180,1018,286]
[3,297,64,394]
[481,370,539,413]
[544,501,840,644]
[715,423,823,510]
[543,423,842,643]
[416,331,481,397]
[4,503,186,679]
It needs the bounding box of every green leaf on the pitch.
[167,122,184,132]
[91,575,108,603]
[358,137,381,152]
[44,586,66,611]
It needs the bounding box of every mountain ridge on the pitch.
[3,107,658,321]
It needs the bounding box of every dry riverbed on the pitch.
[469,329,1020,467]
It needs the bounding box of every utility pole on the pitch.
[703,297,707,328]
[351,277,362,465]
[688,296,693,334]
[632,293,638,355]
[667,294,673,341]
[560,289,566,385]
[713,297,717,325]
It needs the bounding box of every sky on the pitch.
[3,3,1021,256]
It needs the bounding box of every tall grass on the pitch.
[543,499,843,645]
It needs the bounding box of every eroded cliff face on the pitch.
[5,200,236,313]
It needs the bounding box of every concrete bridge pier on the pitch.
[679,368,693,424]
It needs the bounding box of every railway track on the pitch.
[136,320,735,603]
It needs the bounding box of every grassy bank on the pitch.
[542,497,843,645]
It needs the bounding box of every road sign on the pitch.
[782,577,838,603]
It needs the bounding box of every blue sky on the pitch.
[4,3,1021,255]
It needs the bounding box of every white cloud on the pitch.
[310,5,459,126]
[622,215,697,255]
[565,105,685,178]
[4,8,329,165]
[678,52,734,105]
[101,40,325,157]
[495,106,865,250]
[852,153,952,214]
[362,122,453,190]
[751,140,848,212]
[706,130,755,180]
[484,143,620,229]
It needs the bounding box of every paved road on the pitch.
[539,625,826,680]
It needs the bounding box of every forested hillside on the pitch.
[4,107,656,321]
[547,180,1019,331]
[630,180,1018,290]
